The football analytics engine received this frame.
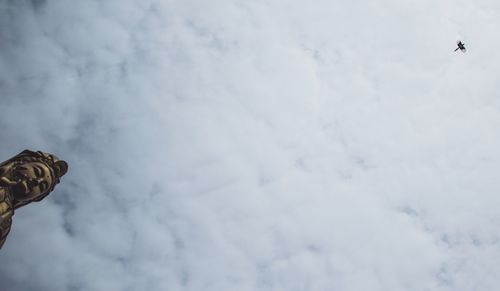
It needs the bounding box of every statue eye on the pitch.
[34,166,44,178]
[33,167,40,177]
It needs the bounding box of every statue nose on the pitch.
[27,179,38,188]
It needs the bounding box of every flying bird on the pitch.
[455,40,466,53]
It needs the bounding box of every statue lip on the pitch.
[9,169,31,196]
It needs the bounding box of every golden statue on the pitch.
[0,150,68,248]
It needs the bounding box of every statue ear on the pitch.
[55,160,68,177]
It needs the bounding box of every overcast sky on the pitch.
[2,0,500,290]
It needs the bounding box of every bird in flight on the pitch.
[455,40,466,53]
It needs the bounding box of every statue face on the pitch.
[12,162,54,203]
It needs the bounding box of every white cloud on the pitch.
[1,0,500,290]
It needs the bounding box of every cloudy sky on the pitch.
[1,0,500,290]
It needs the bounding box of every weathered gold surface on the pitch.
[0,150,67,249]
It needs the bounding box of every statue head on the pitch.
[5,150,68,209]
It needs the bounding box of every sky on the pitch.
[1,0,500,290]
